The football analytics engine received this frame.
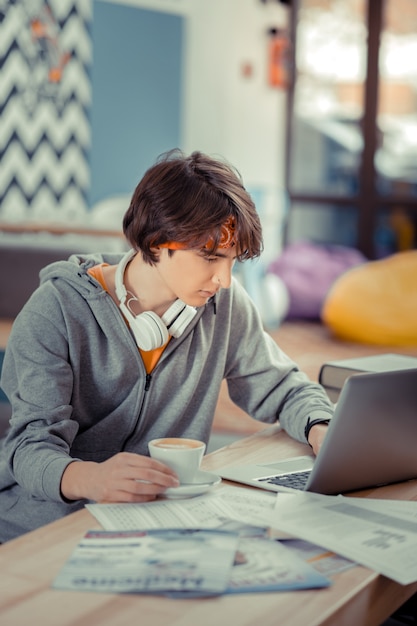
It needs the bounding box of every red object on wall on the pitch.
[268,28,289,88]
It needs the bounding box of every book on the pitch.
[323,386,342,403]
[319,353,417,402]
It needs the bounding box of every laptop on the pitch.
[218,368,417,495]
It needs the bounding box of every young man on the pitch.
[0,150,333,542]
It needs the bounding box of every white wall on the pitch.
[182,0,289,262]
[182,0,288,189]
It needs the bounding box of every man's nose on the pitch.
[213,261,233,289]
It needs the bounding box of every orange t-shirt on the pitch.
[88,264,169,373]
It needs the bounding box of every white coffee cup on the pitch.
[148,437,206,484]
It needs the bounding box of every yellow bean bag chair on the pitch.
[321,250,417,346]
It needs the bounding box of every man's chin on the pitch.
[186,292,215,307]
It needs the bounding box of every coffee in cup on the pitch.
[148,437,206,484]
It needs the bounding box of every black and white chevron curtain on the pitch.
[0,0,91,222]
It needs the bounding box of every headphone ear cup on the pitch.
[168,306,197,338]
[130,312,169,351]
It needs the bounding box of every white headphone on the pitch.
[115,250,197,351]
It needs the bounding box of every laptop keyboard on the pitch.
[257,470,311,490]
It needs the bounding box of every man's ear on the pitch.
[157,247,175,258]
[152,245,175,263]
[150,245,161,259]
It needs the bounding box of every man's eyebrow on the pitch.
[203,250,237,260]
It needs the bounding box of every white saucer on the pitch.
[163,470,221,499]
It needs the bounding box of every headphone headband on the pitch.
[115,249,136,306]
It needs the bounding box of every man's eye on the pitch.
[205,257,218,263]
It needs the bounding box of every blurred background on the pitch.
[0,0,416,313]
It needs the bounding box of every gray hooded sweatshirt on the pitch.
[0,253,333,541]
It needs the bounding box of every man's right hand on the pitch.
[60,451,180,503]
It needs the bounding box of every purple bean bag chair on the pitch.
[268,241,366,319]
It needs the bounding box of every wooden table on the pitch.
[1,425,417,626]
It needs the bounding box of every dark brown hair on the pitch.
[123,149,263,265]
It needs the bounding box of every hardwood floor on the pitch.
[0,319,12,351]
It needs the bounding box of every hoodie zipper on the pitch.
[122,371,152,448]
[122,300,211,447]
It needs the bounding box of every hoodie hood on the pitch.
[38,252,126,298]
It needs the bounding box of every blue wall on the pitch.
[89,2,184,207]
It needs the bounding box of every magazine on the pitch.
[52,528,239,597]
[215,520,332,594]
[52,522,331,597]
[226,536,331,593]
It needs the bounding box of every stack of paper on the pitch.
[52,486,333,595]
[271,491,417,585]
[77,483,417,587]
